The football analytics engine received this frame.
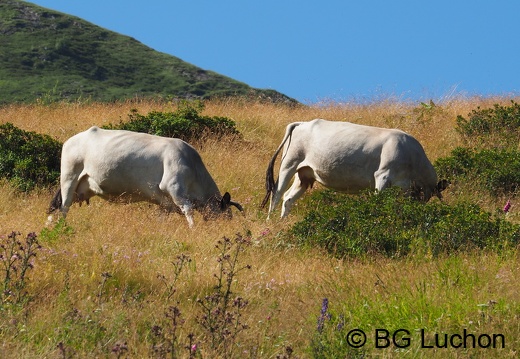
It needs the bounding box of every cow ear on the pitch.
[437,179,449,192]
[220,192,231,210]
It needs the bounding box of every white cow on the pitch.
[48,126,242,227]
[262,119,447,218]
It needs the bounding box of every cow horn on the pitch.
[230,201,244,212]
[220,192,243,212]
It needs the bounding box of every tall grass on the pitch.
[0,96,519,357]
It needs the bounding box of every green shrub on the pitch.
[0,123,61,191]
[455,100,520,148]
[289,188,520,258]
[435,101,520,197]
[104,100,240,141]
[435,147,520,195]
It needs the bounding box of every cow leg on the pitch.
[375,168,413,195]
[161,182,195,228]
[47,170,81,224]
[268,168,297,219]
[280,167,314,218]
[59,175,80,218]
[180,204,195,228]
[170,196,195,228]
[374,168,392,192]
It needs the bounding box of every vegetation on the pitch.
[0,231,41,308]
[291,188,520,258]
[0,123,61,191]
[436,100,520,196]
[0,0,294,104]
[456,100,520,149]
[0,97,519,358]
[104,100,241,142]
[435,147,520,195]
[0,101,239,191]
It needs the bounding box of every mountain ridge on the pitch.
[0,0,295,104]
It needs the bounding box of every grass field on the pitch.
[0,97,519,358]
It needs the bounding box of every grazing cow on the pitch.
[48,126,242,227]
[261,119,447,218]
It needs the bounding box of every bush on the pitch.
[455,100,520,149]
[289,188,520,258]
[0,123,61,191]
[104,100,240,142]
[435,147,520,195]
[435,101,520,197]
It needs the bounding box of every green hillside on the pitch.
[0,0,294,104]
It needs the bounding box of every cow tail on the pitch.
[48,188,62,214]
[260,122,301,208]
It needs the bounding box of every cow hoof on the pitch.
[45,215,54,226]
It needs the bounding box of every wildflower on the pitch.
[151,325,163,337]
[191,344,197,352]
[503,199,512,213]
[320,298,329,316]
[317,298,329,333]
[111,342,128,355]
[336,314,345,331]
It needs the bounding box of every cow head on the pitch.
[204,192,243,220]
[433,179,450,200]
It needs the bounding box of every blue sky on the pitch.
[28,0,520,104]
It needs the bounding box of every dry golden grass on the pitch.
[1,97,519,358]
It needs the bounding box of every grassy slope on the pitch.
[0,0,293,104]
[0,97,519,358]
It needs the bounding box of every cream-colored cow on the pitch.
[48,126,242,227]
[262,119,447,218]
